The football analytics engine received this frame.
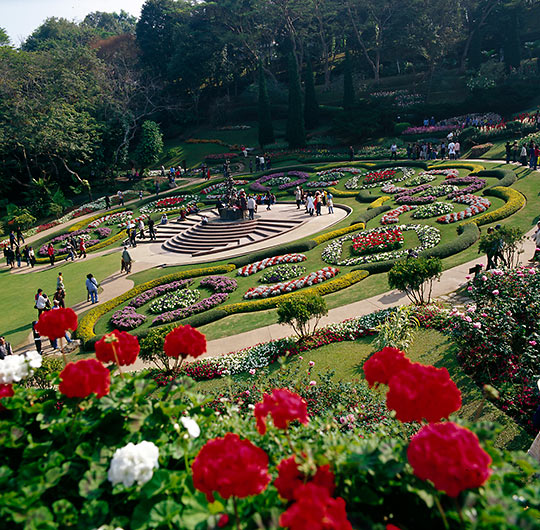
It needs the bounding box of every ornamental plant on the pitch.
[352,228,404,256]
[58,358,111,398]
[254,388,309,434]
[277,293,328,341]
[388,257,442,305]
[163,325,206,372]
[95,330,140,367]
[35,307,78,341]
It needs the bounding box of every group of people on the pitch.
[406,139,461,161]
[295,187,334,216]
[3,228,37,269]
[126,217,157,247]
[505,141,540,169]
[244,155,272,173]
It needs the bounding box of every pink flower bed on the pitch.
[237,254,307,276]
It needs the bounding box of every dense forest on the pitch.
[0,0,539,206]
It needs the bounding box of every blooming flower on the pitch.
[192,433,270,501]
[529,340,537,346]
[309,361,315,367]
[249,369,256,375]
[59,359,110,398]
[108,441,159,487]
[164,325,206,359]
[473,322,482,329]
[407,422,492,497]
[363,347,411,387]
[95,330,140,366]
[309,381,317,386]
[492,290,499,295]
[254,389,309,435]
[180,416,200,438]
[0,351,42,384]
[35,308,77,340]
[217,514,229,528]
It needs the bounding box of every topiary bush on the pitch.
[388,257,443,305]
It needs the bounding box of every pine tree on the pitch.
[343,49,355,110]
[503,9,521,71]
[135,120,163,172]
[304,56,319,129]
[286,53,306,148]
[258,60,274,147]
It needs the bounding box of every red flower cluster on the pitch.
[155,197,185,208]
[407,422,492,497]
[164,325,206,359]
[59,359,111,398]
[274,456,335,501]
[279,483,353,530]
[192,433,271,502]
[363,347,411,387]
[386,363,462,423]
[35,308,78,340]
[352,228,403,256]
[254,388,309,435]
[0,384,14,409]
[95,330,140,366]
[363,169,396,184]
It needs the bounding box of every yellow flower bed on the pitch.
[427,162,485,173]
[326,187,358,197]
[312,223,365,245]
[221,270,369,314]
[368,196,391,209]
[77,264,236,346]
[459,186,525,228]
[68,208,127,233]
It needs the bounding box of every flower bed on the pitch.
[95,227,112,238]
[316,170,344,181]
[199,275,238,293]
[259,264,306,283]
[322,224,441,266]
[395,194,436,205]
[87,211,131,228]
[445,176,486,199]
[149,289,201,314]
[110,307,147,330]
[38,229,104,256]
[140,195,199,214]
[347,167,415,190]
[128,280,194,308]
[405,173,437,186]
[426,184,459,197]
[152,293,230,325]
[437,195,491,224]
[278,171,309,190]
[305,180,338,188]
[352,228,403,256]
[237,254,307,276]
[200,180,248,195]
[250,173,285,193]
[364,169,396,184]
[204,152,238,161]
[118,214,149,229]
[381,205,416,225]
[402,125,455,135]
[412,202,454,219]
[244,267,339,299]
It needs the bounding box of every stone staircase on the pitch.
[161,215,304,257]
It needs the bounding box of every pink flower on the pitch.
[481,313,488,317]
[245,390,250,396]
[465,275,471,280]
[481,275,487,281]
[467,286,473,292]
[340,416,347,424]
[309,381,317,386]
[249,369,256,375]
[347,414,355,422]
[309,361,315,367]
[473,322,482,329]
[529,340,537,346]
[492,290,499,295]
[298,356,303,360]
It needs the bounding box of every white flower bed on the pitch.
[149,288,201,314]
[412,202,454,219]
[322,224,441,266]
[316,170,345,181]
[437,194,491,224]
[0,351,42,384]
[381,205,416,224]
[425,184,459,197]
[118,214,149,229]
[88,211,132,228]
[306,181,338,188]
[244,266,339,299]
[237,254,307,276]
[200,180,248,195]
[405,173,437,186]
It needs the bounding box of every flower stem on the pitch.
[453,498,465,525]
[232,496,240,530]
[59,336,67,366]
[434,495,449,530]
[111,343,124,379]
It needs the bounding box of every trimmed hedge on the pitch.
[474,169,517,189]
[77,264,237,348]
[68,208,128,233]
[312,223,365,245]
[368,196,391,209]
[427,162,485,173]
[314,161,374,171]
[350,205,392,226]
[356,190,385,203]
[459,186,525,229]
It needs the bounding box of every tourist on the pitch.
[129,226,137,247]
[455,140,461,159]
[512,141,518,163]
[138,190,143,201]
[247,195,256,220]
[448,140,456,160]
[105,195,111,209]
[53,286,66,308]
[160,214,168,225]
[306,194,315,216]
[57,272,64,291]
[249,158,253,173]
[28,246,35,268]
[32,321,42,354]
[9,230,15,249]
[47,243,55,265]
[0,336,12,359]
[295,187,302,209]
[240,192,248,219]
[15,246,21,267]
[138,218,146,239]
[315,192,322,216]
[255,157,260,172]
[117,190,124,206]
[265,192,272,211]
[79,238,87,259]
[121,246,132,273]
[505,142,512,164]
[22,245,30,266]
[148,218,156,240]
[5,246,14,268]
[16,226,24,245]
[390,143,397,160]
[349,145,354,161]
[520,144,528,165]
[86,274,99,304]
[201,215,209,225]
[155,181,160,197]
[35,289,49,317]
[327,192,334,214]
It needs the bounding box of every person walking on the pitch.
[57,272,64,291]
[15,246,21,267]
[349,145,354,161]
[520,144,528,166]
[390,143,398,160]
[315,192,322,216]
[53,287,66,308]
[86,274,99,304]
[117,190,124,206]
[22,245,30,267]
[327,192,334,214]
[138,218,146,239]
[129,225,137,247]
[9,231,16,249]
[0,336,13,359]
[122,246,133,273]
[265,192,272,211]
[512,141,518,163]
[247,195,256,220]
[306,194,315,216]
[32,322,42,354]
[505,141,512,164]
[16,226,24,245]
[105,195,111,210]
[28,246,36,268]
[35,289,49,317]
[148,218,156,241]
[47,243,55,265]
[79,238,87,259]
[295,187,302,209]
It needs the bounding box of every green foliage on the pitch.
[303,57,319,129]
[394,122,411,135]
[277,293,328,340]
[285,54,305,148]
[23,357,65,389]
[342,50,355,110]
[388,257,443,305]
[257,61,274,147]
[479,226,524,269]
[139,325,175,372]
[134,121,163,171]
[0,27,10,47]
[10,210,36,230]
[373,306,419,351]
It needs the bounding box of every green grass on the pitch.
[193,328,531,450]
[0,252,119,348]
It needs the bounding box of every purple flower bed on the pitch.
[250,173,285,193]
[395,195,436,205]
[278,171,309,190]
[445,176,486,199]
[128,279,193,308]
[200,275,238,293]
[39,229,90,256]
[96,227,112,238]
[402,125,455,135]
[111,306,147,330]
[152,293,230,325]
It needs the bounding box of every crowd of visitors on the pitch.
[405,138,461,161]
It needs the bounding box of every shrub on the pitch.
[388,257,442,305]
[478,225,524,269]
[469,143,494,158]
[373,306,419,351]
[474,168,517,189]
[350,205,392,226]
[368,196,391,209]
[277,293,328,340]
[23,357,65,389]
[355,189,385,203]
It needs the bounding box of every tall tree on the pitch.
[342,49,355,110]
[0,27,10,47]
[286,53,306,148]
[134,120,163,171]
[503,8,521,70]
[82,10,137,36]
[258,61,274,147]
[304,56,319,129]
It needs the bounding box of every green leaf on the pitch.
[23,507,55,530]
[79,466,107,499]
[52,499,78,527]
[80,500,109,527]
[148,499,182,528]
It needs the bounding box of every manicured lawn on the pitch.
[0,252,119,347]
[193,328,531,450]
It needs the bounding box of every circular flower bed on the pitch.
[305,181,338,188]
[149,289,201,314]
[405,173,437,187]
[118,214,149,229]
[237,254,307,276]
[259,264,306,283]
[38,229,101,257]
[381,205,417,225]
[364,169,396,185]
[352,228,404,256]
[347,167,415,190]
[140,195,199,214]
[88,211,132,228]
[445,176,486,199]
[322,224,441,266]
[200,180,248,195]
[425,184,459,197]
[316,170,344,181]
[244,267,339,299]
[412,202,454,219]
[250,172,309,193]
[437,195,491,223]
[110,307,147,330]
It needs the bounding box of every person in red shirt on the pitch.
[47,243,55,265]
[79,238,87,259]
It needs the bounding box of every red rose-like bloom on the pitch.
[254,388,309,435]
[274,456,335,501]
[217,514,229,528]
[363,347,411,387]
[387,525,401,530]
[0,384,14,409]
[35,308,78,340]
[163,325,206,359]
[407,422,492,497]
[386,363,462,423]
[192,433,271,502]
[279,483,353,530]
[59,359,111,398]
[95,330,140,366]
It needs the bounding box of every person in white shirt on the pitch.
[448,142,456,160]
[247,196,256,220]
[454,141,460,158]
[390,144,397,160]
[35,289,48,316]
[295,187,302,209]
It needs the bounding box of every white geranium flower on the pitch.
[180,416,200,438]
[107,441,159,488]
[0,351,42,384]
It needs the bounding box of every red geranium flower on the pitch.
[35,308,78,340]
[275,456,335,501]
[192,433,271,502]
[254,388,309,435]
[95,330,140,366]
[163,325,206,359]
[217,514,229,527]
[0,384,14,410]
[407,422,492,497]
[363,347,411,387]
[59,359,111,398]
[387,525,401,530]
[279,483,353,530]
[386,363,462,423]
